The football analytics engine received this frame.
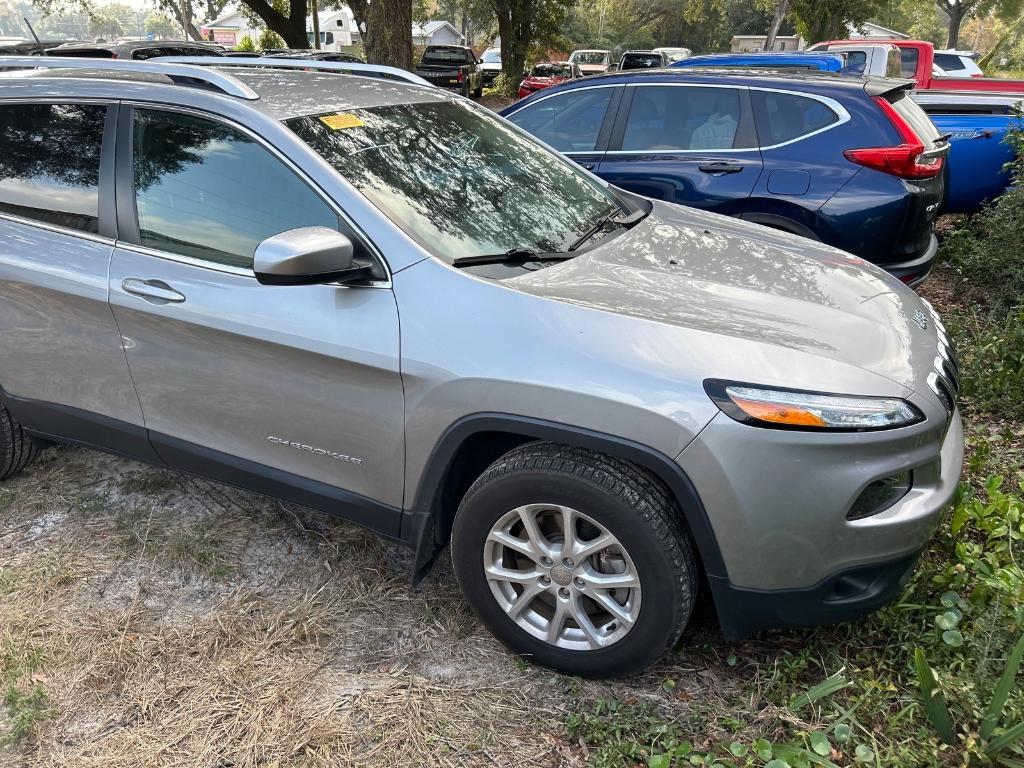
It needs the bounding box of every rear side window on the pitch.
[621,86,747,151]
[886,49,903,78]
[886,92,941,143]
[899,48,918,78]
[132,109,338,268]
[505,87,614,152]
[0,103,106,233]
[751,91,839,147]
[934,53,966,72]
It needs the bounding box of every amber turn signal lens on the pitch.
[727,396,828,427]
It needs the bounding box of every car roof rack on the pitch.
[155,56,434,88]
[0,55,259,99]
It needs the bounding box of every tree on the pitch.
[257,26,285,48]
[765,0,790,49]
[145,13,179,38]
[788,0,884,42]
[492,0,571,93]
[87,11,123,39]
[237,33,257,50]
[935,0,1023,48]
[348,0,414,69]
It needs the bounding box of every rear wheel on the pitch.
[472,82,483,99]
[451,442,698,677]
[0,402,40,481]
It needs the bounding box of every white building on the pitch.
[730,34,804,52]
[201,11,259,48]
[845,21,909,39]
[412,20,462,46]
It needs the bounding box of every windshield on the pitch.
[570,51,608,65]
[421,47,471,64]
[622,54,662,69]
[531,63,572,78]
[286,100,622,262]
[480,49,501,63]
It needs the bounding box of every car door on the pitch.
[503,85,622,172]
[108,106,405,523]
[598,84,762,211]
[0,100,152,452]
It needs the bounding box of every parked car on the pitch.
[479,46,501,86]
[809,39,1024,93]
[45,39,223,59]
[0,56,963,677]
[932,49,983,78]
[414,44,482,98]
[670,52,845,73]
[653,46,692,62]
[501,69,949,286]
[817,43,903,77]
[518,61,581,98]
[913,90,1022,212]
[264,49,364,63]
[568,48,611,75]
[619,50,670,70]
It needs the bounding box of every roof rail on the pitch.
[154,56,434,88]
[0,55,259,99]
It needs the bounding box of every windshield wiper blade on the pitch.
[568,208,649,252]
[451,248,574,268]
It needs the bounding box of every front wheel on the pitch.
[451,442,698,677]
[0,402,40,481]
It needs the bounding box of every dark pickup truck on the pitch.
[414,45,482,98]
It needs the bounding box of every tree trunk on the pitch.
[946,3,963,49]
[239,0,309,48]
[495,0,532,94]
[362,0,412,68]
[765,0,789,51]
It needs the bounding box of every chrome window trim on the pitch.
[120,100,393,288]
[0,212,114,246]
[0,97,113,243]
[504,80,851,154]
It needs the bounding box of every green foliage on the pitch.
[788,0,884,43]
[144,13,179,39]
[236,34,257,52]
[257,27,285,51]
[1,685,51,746]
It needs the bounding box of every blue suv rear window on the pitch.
[750,91,839,147]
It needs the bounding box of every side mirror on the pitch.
[254,226,371,286]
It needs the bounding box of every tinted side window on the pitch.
[900,48,919,78]
[0,103,106,233]
[934,53,965,71]
[622,86,744,151]
[133,109,338,268]
[506,87,613,152]
[751,91,839,147]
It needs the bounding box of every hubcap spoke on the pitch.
[547,598,568,643]
[517,506,554,558]
[569,594,604,649]
[507,582,544,618]
[585,587,636,627]
[573,533,614,562]
[485,564,541,584]
[487,529,540,561]
[582,568,640,590]
[559,506,577,559]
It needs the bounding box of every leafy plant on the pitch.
[914,635,1024,760]
[236,34,257,52]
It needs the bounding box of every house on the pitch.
[845,21,909,39]
[200,11,259,48]
[412,20,462,46]
[730,34,804,52]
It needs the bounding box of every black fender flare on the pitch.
[406,413,727,583]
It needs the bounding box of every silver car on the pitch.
[0,58,964,677]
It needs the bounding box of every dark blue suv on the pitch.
[500,70,949,286]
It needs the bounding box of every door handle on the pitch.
[577,161,596,170]
[121,278,186,304]
[698,162,743,175]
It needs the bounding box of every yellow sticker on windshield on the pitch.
[319,113,364,130]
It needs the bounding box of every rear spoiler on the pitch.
[865,77,915,97]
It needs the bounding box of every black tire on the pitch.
[0,402,40,481]
[451,441,698,677]
[472,83,483,99]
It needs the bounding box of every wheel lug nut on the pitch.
[541,557,552,566]
[574,577,585,588]
[539,575,550,585]
[562,557,574,567]
[558,587,570,599]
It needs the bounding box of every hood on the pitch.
[479,62,502,71]
[506,201,941,396]
[577,64,608,74]
[522,76,565,87]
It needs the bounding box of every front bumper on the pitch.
[679,406,964,638]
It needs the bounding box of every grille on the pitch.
[923,302,959,416]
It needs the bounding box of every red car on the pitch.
[517,62,582,99]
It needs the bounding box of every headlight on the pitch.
[704,380,924,431]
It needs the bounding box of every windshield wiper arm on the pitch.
[451,248,575,268]
[568,208,649,252]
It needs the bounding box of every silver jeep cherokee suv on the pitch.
[0,58,964,677]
